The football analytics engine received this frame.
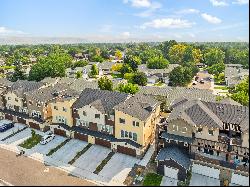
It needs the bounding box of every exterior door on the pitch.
[164,166,179,179]
[54,128,66,137]
[95,138,111,148]
[5,114,13,121]
[74,132,88,142]
[29,122,40,130]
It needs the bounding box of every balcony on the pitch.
[218,133,229,143]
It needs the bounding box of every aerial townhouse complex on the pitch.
[0,78,160,158]
[156,98,249,183]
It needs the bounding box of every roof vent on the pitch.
[52,91,59,97]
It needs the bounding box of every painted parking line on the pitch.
[73,145,111,172]
[51,139,88,164]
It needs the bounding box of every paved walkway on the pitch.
[160,176,178,186]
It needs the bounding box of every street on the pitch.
[0,148,96,186]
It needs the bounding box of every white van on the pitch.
[40,134,55,145]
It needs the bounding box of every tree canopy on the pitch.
[98,76,113,91]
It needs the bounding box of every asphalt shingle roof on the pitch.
[138,64,179,76]
[69,79,99,92]
[72,88,129,114]
[115,94,160,121]
[156,146,191,170]
[0,78,14,88]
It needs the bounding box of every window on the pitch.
[119,118,125,124]
[63,107,67,112]
[82,111,86,116]
[7,97,11,100]
[172,124,178,131]
[121,130,124,138]
[54,106,58,110]
[125,131,128,138]
[182,127,187,133]
[133,133,137,141]
[129,132,132,138]
[95,114,100,119]
[15,98,18,102]
[197,127,203,133]
[133,121,139,127]
[37,103,41,107]
[208,129,214,136]
[29,100,32,105]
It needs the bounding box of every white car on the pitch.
[40,134,55,145]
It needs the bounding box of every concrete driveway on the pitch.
[28,135,67,155]
[190,70,212,90]
[73,145,111,172]
[0,123,26,141]
[51,139,88,163]
[160,176,178,186]
[99,153,139,183]
[3,128,32,146]
[190,173,220,186]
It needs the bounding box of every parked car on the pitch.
[40,134,55,145]
[0,121,14,132]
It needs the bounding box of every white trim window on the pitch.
[31,110,41,118]
[76,119,89,127]
[6,104,14,110]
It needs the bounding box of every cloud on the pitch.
[135,2,161,17]
[121,31,131,37]
[0,26,26,35]
[100,25,112,33]
[123,0,151,8]
[189,33,196,38]
[209,0,229,6]
[232,0,249,5]
[140,18,195,29]
[201,13,222,24]
[175,8,200,14]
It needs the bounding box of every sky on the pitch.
[0,0,249,42]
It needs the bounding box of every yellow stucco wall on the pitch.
[168,119,193,138]
[51,99,76,127]
[242,132,249,148]
[5,92,23,108]
[114,105,160,147]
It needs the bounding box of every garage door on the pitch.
[29,122,40,130]
[192,163,220,179]
[231,173,249,186]
[54,128,66,137]
[17,117,26,124]
[95,138,111,148]
[5,114,13,121]
[117,145,136,157]
[164,166,179,179]
[74,132,88,142]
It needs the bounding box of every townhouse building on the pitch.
[156,98,249,181]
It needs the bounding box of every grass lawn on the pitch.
[143,173,163,186]
[214,86,229,90]
[111,73,123,79]
[0,66,16,70]
[46,138,70,156]
[153,82,164,87]
[19,134,42,149]
[94,152,115,174]
[68,143,92,164]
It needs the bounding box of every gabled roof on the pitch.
[69,79,99,92]
[0,78,14,88]
[138,64,179,75]
[72,88,129,114]
[168,99,249,131]
[9,80,45,98]
[156,146,191,170]
[114,94,160,121]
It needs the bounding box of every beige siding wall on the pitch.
[51,99,76,127]
[195,126,219,142]
[5,92,23,108]
[77,104,105,125]
[242,132,249,148]
[168,119,193,138]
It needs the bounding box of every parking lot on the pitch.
[0,122,26,141]
[73,145,111,172]
[51,139,88,163]
[0,120,141,185]
[99,152,139,182]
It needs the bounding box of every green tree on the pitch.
[147,56,169,69]
[91,55,104,62]
[72,60,88,68]
[89,64,99,77]
[168,44,187,64]
[76,71,83,79]
[159,40,178,59]
[117,83,139,94]
[115,50,123,60]
[131,72,147,86]
[120,64,133,75]
[124,55,141,71]
[206,63,225,76]
[204,48,225,66]
[98,76,113,91]
[230,77,249,106]
[10,65,27,82]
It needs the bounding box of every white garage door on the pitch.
[164,166,179,179]
[231,173,249,186]
[192,164,220,179]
